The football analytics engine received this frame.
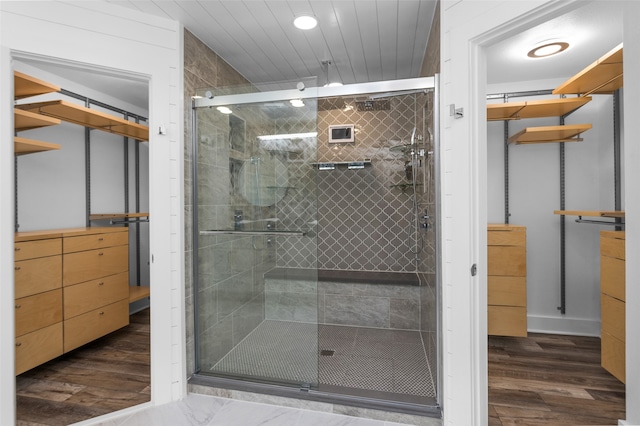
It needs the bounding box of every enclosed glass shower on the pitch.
[191,77,439,414]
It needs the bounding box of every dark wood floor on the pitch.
[489,333,625,425]
[16,308,150,426]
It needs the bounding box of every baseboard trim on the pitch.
[527,315,600,337]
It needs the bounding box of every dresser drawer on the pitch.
[15,289,62,337]
[488,246,526,276]
[601,294,625,342]
[601,255,625,301]
[15,322,63,375]
[64,299,129,352]
[600,232,625,260]
[14,238,61,261]
[488,276,526,307]
[487,227,526,246]
[63,245,128,286]
[63,231,128,254]
[64,271,129,319]
[602,330,625,383]
[15,255,62,298]
[488,305,527,337]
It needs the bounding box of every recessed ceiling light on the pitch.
[290,99,305,108]
[294,15,317,30]
[216,106,232,114]
[527,41,569,58]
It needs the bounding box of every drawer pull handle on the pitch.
[99,311,105,315]
[14,266,21,271]
[15,342,22,347]
[15,304,21,309]
[98,237,104,241]
[98,282,104,286]
[15,247,21,252]
[98,252,104,256]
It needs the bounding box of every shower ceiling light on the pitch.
[294,15,317,30]
[290,99,305,107]
[527,41,569,58]
[216,106,232,114]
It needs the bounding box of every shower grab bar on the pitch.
[200,230,307,237]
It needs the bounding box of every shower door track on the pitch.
[193,77,435,108]
[189,374,441,419]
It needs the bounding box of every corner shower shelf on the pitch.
[312,159,372,170]
[487,97,592,121]
[14,136,61,155]
[507,124,592,145]
[15,100,150,141]
[553,43,623,96]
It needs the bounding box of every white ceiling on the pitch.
[107,0,437,86]
[26,1,623,110]
[486,1,622,86]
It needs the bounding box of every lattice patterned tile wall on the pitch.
[277,94,430,273]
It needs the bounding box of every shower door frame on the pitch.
[191,76,441,417]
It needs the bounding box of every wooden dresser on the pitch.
[14,227,129,374]
[600,230,625,383]
[487,224,527,337]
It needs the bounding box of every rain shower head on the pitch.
[355,99,390,111]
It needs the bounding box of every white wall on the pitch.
[440,1,580,424]
[0,2,184,425]
[622,2,640,423]
[487,78,618,336]
[442,0,640,424]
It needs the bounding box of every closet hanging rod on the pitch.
[574,218,624,227]
[486,89,554,100]
[110,218,149,225]
[59,88,148,122]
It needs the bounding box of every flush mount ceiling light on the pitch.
[290,99,304,108]
[527,41,570,58]
[294,15,317,30]
[216,106,232,114]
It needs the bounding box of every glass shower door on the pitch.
[193,83,319,389]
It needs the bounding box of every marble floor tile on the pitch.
[89,394,421,426]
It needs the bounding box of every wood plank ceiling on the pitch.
[106,0,437,86]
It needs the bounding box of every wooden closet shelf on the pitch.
[554,210,625,218]
[89,212,149,220]
[15,108,61,132]
[14,71,60,100]
[16,100,149,141]
[487,97,592,121]
[129,286,150,303]
[14,137,61,155]
[508,124,592,145]
[553,43,623,95]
